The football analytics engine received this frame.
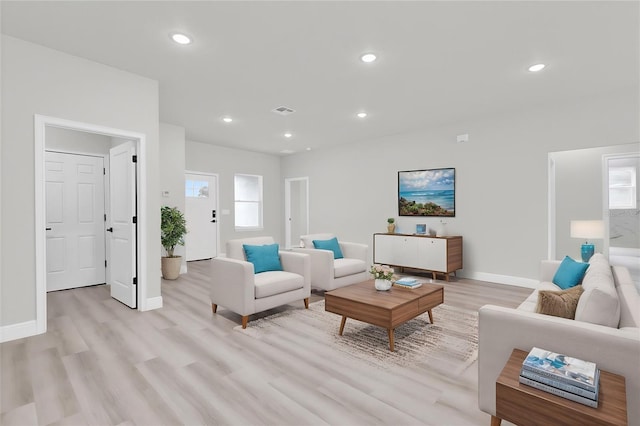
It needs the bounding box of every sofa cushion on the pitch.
[552,256,589,289]
[254,271,304,299]
[243,243,283,274]
[518,281,563,312]
[313,237,344,259]
[334,258,366,278]
[574,253,620,327]
[536,285,584,319]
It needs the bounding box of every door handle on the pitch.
[46,227,52,231]
[106,227,114,232]
[210,220,216,223]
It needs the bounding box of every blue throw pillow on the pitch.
[313,237,344,259]
[243,243,283,274]
[552,256,589,289]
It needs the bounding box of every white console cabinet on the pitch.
[373,233,463,281]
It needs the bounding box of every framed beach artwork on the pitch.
[398,168,455,217]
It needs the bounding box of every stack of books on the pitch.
[519,347,600,408]
[393,277,422,289]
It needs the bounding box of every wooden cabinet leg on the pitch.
[490,415,501,426]
[303,297,309,309]
[241,315,249,329]
[339,316,347,335]
[211,303,217,314]
[427,309,434,324]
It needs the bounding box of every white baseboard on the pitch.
[458,271,538,289]
[0,320,40,343]
[143,296,163,311]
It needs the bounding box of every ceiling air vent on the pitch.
[272,106,296,116]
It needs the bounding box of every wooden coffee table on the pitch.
[324,280,444,351]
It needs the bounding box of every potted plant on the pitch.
[387,217,396,233]
[161,205,187,280]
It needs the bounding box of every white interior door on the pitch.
[185,173,218,261]
[108,142,137,308]
[285,177,309,249]
[45,151,106,291]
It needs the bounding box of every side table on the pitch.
[493,348,627,426]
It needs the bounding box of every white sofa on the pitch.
[210,236,310,328]
[292,233,368,291]
[478,254,640,423]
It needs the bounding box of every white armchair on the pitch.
[210,236,310,328]
[293,233,369,291]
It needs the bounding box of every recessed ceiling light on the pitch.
[222,117,233,123]
[357,112,368,118]
[306,147,312,151]
[171,33,192,45]
[284,132,293,138]
[528,63,546,72]
[360,53,377,63]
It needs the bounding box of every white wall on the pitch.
[159,123,186,264]
[45,126,112,154]
[281,92,639,284]
[552,143,640,259]
[185,140,282,249]
[1,35,161,328]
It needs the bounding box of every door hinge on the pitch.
[104,214,107,222]
[103,168,106,175]
[132,155,137,163]
[105,260,107,268]
[133,277,137,285]
[132,216,137,224]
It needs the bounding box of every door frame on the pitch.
[184,170,220,260]
[35,114,148,335]
[284,177,309,249]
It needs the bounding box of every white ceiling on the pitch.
[2,1,638,155]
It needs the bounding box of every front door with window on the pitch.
[185,173,218,261]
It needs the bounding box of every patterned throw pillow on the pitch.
[536,285,584,319]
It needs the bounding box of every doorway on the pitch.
[284,177,309,249]
[185,172,219,261]
[35,115,148,335]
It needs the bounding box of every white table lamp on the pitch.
[570,220,604,262]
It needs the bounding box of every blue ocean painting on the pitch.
[399,168,455,216]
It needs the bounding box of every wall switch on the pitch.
[161,191,170,197]
[456,134,469,143]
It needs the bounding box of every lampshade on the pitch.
[570,220,604,239]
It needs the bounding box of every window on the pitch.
[609,166,637,209]
[234,174,263,229]
[185,179,209,198]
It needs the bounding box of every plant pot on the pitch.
[387,224,396,233]
[161,256,182,280]
[375,279,392,291]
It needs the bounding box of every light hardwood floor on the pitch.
[1,261,531,426]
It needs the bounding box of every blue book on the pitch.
[519,375,598,408]
[522,347,598,393]
[395,277,418,285]
[520,368,599,400]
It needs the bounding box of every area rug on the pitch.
[234,300,478,374]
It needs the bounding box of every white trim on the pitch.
[284,177,309,249]
[35,114,148,338]
[458,271,538,289]
[548,154,556,260]
[143,296,163,311]
[0,320,38,343]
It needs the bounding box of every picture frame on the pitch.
[398,168,455,217]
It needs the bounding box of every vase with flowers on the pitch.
[370,264,395,291]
